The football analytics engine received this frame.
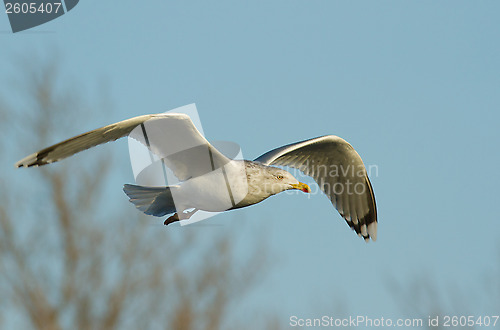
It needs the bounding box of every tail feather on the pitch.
[123,184,178,217]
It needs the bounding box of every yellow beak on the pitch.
[291,182,311,193]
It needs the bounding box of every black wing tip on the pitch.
[343,193,378,242]
[16,160,48,168]
[15,159,40,168]
[15,159,50,168]
[15,148,56,168]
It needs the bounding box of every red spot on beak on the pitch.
[292,182,310,193]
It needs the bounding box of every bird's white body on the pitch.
[161,160,301,213]
[172,159,249,212]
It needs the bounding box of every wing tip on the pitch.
[15,153,52,168]
[367,221,377,241]
[344,203,378,242]
[15,153,39,168]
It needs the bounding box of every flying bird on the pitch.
[15,113,377,241]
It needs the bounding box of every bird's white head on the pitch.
[251,164,311,196]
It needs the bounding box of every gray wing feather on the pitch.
[15,113,230,182]
[255,135,377,241]
[15,114,153,167]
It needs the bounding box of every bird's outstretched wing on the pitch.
[254,135,377,241]
[15,113,230,181]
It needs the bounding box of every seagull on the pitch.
[15,112,377,241]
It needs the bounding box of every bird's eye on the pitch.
[277,175,284,180]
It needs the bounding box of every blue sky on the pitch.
[2,0,500,328]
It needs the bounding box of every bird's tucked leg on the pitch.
[164,213,179,225]
[163,208,198,226]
